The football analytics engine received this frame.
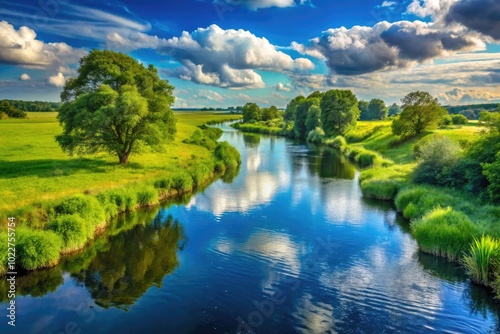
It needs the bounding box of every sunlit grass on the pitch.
[462,235,500,286]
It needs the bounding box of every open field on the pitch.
[0,111,241,218]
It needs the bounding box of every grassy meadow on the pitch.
[0,111,240,221]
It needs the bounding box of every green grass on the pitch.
[462,235,500,286]
[0,111,240,218]
[411,207,479,261]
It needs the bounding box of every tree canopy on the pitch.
[294,98,320,138]
[0,100,27,119]
[320,89,360,136]
[392,91,447,138]
[56,50,176,164]
[242,102,261,122]
[284,95,305,121]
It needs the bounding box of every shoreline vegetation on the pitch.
[0,112,241,275]
[232,90,500,299]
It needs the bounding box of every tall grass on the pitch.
[17,229,63,270]
[411,207,479,261]
[462,235,500,286]
[48,215,91,253]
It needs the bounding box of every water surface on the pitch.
[2,124,499,333]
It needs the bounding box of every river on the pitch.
[2,123,499,333]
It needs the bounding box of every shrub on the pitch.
[483,152,500,203]
[214,141,241,169]
[48,214,91,252]
[136,186,159,206]
[190,163,214,187]
[17,229,63,270]
[452,114,468,125]
[172,172,194,193]
[306,127,325,144]
[106,189,137,213]
[54,194,105,228]
[96,192,119,219]
[331,135,347,150]
[441,115,453,126]
[413,135,461,185]
[411,207,478,261]
[463,235,500,286]
[183,129,218,150]
[356,151,379,168]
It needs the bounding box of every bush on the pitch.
[214,141,241,169]
[360,179,401,200]
[483,152,500,203]
[441,115,453,126]
[54,194,105,228]
[17,229,63,270]
[331,135,347,150]
[190,163,214,187]
[411,207,478,261]
[104,189,137,213]
[306,127,325,143]
[136,186,159,206]
[48,214,91,252]
[395,186,455,219]
[463,235,500,286]
[172,172,194,193]
[183,129,218,150]
[452,114,468,125]
[413,135,461,185]
[356,151,379,168]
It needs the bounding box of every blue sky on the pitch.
[0,0,499,107]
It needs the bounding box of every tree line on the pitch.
[6,100,61,112]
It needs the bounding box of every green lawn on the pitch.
[0,111,240,215]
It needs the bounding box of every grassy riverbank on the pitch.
[0,111,241,274]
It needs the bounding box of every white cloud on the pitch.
[157,24,314,89]
[19,73,30,81]
[214,0,307,10]
[381,1,396,7]
[439,88,500,104]
[48,72,67,87]
[0,21,85,69]
[276,83,292,91]
[197,89,224,102]
[406,0,458,20]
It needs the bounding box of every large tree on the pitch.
[284,95,305,121]
[242,102,261,122]
[388,103,402,116]
[320,89,360,136]
[392,91,447,138]
[56,50,176,164]
[294,98,320,138]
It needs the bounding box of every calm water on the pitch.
[2,124,500,333]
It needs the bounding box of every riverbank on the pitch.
[0,112,241,274]
[233,119,500,297]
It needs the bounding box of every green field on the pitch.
[0,111,240,218]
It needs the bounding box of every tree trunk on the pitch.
[118,153,129,164]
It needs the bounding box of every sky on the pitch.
[0,0,499,108]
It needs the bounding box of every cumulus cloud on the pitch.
[406,0,458,20]
[48,72,67,87]
[106,31,166,51]
[381,1,396,7]
[439,88,500,104]
[19,73,30,81]
[0,21,85,69]
[157,24,314,89]
[197,89,224,102]
[276,83,292,91]
[292,20,484,75]
[446,0,500,40]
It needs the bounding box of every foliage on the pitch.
[17,229,63,270]
[360,99,388,120]
[0,100,27,119]
[411,207,478,261]
[261,105,281,121]
[54,194,106,229]
[284,96,305,121]
[392,91,447,137]
[320,89,360,136]
[413,135,462,185]
[483,152,500,203]
[214,141,241,169]
[294,98,320,138]
[462,235,500,286]
[452,114,468,125]
[395,186,455,219]
[306,127,325,143]
[388,103,401,116]
[305,105,321,134]
[5,99,61,112]
[171,172,194,193]
[48,215,91,252]
[242,102,261,123]
[190,163,214,187]
[183,127,223,150]
[56,50,176,164]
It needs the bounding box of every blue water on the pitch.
[2,124,499,333]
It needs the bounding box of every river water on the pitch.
[2,123,499,333]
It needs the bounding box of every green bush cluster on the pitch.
[171,171,194,193]
[136,187,159,206]
[54,194,106,229]
[183,129,218,150]
[214,141,241,170]
[233,122,282,135]
[17,229,63,270]
[306,127,325,143]
[411,207,478,261]
[48,214,91,253]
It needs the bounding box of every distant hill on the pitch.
[5,100,61,112]
[444,103,499,120]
